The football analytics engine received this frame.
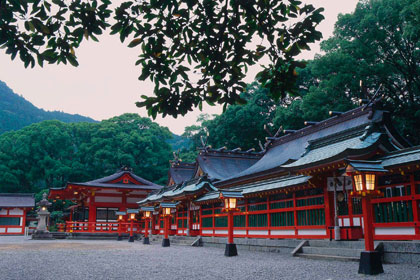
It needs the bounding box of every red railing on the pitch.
[65,221,143,234]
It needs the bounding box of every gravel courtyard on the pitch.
[0,236,419,280]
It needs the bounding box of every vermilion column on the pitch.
[361,197,374,251]
[227,211,234,244]
[164,216,169,240]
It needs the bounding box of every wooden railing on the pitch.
[65,221,143,233]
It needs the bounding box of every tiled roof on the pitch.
[196,149,262,181]
[380,146,420,168]
[195,175,310,202]
[282,129,383,169]
[138,177,218,205]
[0,193,35,208]
[168,162,195,185]
[219,105,408,184]
[53,167,163,191]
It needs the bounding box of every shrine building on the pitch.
[139,103,420,241]
[48,167,162,233]
[0,193,35,235]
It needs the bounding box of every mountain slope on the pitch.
[0,80,95,134]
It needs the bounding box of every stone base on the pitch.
[225,243,238,257]
[358,251,384,275]
[128,235,135,242]
[162,238,170,247]
[117,235,123,241]
[32,231,54,240]
[143,237,150,245]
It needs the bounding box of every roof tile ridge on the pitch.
[270,106,372,149]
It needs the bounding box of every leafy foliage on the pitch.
[182,83,279,152]
[0,113,173,193]
[299,0,420,144]
[1,0,324,117]
[0,80,95,134]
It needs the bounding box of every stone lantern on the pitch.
[32,193,53,239]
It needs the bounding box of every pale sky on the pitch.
[0,0,359,135]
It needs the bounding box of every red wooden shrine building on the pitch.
[0,193,35,235]
[48,167,162,233]
[139,104,420,241]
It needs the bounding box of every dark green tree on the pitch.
[0,113,173,193]
[296,0,420,143]
[1,0,324,118]
[183,83,278,151]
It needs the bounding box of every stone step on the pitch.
[296,253,359,262]
[301,246,363,258]
[51,232,67,239]
[307,240,365,249]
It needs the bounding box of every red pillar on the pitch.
[227,211,234,244]
[410,173,420,237]
[130,218,134,238]
[164,215,169,239]
[361,197,375,251]
[88,198,96,232]
[144,218,149,238]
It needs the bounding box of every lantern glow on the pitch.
[365,174,376,191]
[130,213,136,220]
[354,174,363,191]
[145,211,151,218]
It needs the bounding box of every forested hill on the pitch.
[0,80,95,134]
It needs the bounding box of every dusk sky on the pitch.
[0,0,359,135]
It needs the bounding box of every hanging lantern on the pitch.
[127,209,139,220]
[140,206,154,218]
[346,160,387,197]
[159,202,178,216]
[115,211,126,221]
[219,191,243,212]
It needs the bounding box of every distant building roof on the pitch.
[195,148,262,181]
[168,161,196,185]
[0,193,35,208]
[60,167,162,190]
[49,167,163,200]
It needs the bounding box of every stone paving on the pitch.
[0,236,419,280]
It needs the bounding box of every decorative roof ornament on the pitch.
[120,166,133,172]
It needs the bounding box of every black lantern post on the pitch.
[346,160,387,275]
[115,211,126,241]
[127,209,139,242]
[159,202,178,247]
[219,191,243,257]
[140,206,155,244]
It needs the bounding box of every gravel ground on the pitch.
[0,236,419,280]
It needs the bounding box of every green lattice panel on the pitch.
[270,200,293,209]
[297,209,325,226]
[202,217,213,228]
[374,201,413,223]
[215,216,228,227]
[248,204,267,212]
[248,214,268,227]
[270,211,294,227]
[234,215,246,227]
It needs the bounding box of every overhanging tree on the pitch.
[0,0,324,117]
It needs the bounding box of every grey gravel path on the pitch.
[0,236,419,280]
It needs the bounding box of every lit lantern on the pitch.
[219,191,243,212]
[345,160,387,275]
[116,211,126,221]
[218,191,243,257]
[115,211,126,241]
[345,160,386,197]
[127,209,140,243]
[159,202,178,247]
[41,206,47,211]
[140,206,155,245]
